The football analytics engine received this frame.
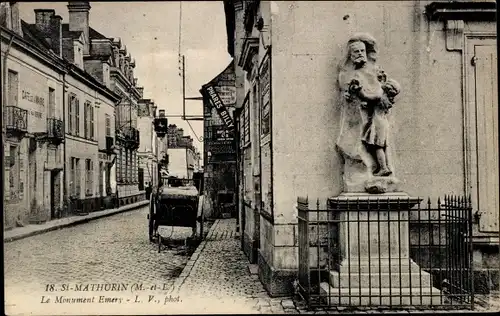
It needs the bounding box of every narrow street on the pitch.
[4,206,198,315]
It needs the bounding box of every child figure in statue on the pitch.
[342,39,401,177]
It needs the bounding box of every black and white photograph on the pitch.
[2,0,499,314]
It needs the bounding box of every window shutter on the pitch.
[90,105,95,140]
[75,99,80,136]
[105,115,111,137]
[84,103,88,138]
[69,96,73,134]
[475,44,499,233]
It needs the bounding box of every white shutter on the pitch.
[475,44,499,232]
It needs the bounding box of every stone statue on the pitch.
[336,33,401,194]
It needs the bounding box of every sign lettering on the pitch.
[22,90,45,107]
[203,84,235,132]
[29,110,43,119]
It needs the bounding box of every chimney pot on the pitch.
[50,14,63,57]
[34,9,55,33]
[67,1,91,55]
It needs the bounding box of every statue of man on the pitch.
[337,34,401,191]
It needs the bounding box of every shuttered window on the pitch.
[473,42,499,233]
[105,114,111,137]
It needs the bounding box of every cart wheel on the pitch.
[148,194,155,242]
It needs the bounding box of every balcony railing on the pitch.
[116,126,139,149]
[47,117,64,143]
[5,106,28,134]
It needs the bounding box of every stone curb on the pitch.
[169,220,221,294]
[4,200,149,243]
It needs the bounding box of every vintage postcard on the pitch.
[2,0,499,315]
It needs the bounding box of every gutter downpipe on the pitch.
[62,71,68,216]
[3,34,15,212]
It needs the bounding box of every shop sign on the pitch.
[22,90,45,107]
[217,86,236,106]
[202,84,235,133]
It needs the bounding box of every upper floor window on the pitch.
[68,94,80,136]
[7,70,18,106]
[84,101,94,140]
[105,114,111,137]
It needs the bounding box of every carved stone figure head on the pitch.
[348,41,367,66]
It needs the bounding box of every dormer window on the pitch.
[73,41,84,69]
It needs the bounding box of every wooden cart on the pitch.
[148,178,203,251]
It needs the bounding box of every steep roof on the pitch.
[60,23,108,40]
[21,21,52,50]
[61,24,83,39]
[89,26,108,40]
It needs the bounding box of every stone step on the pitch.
[329,270,433,288]
[320,282,443,306]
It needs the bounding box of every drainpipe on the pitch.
[2,34,15,209]
[62,72,68,216]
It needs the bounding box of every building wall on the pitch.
[268,0,497,271]
[2,40,64,228]
[95,98,116,196]
[64,75,116,200]
[168,148,188,179]
[224,0,498,296]
[137,115,158,188]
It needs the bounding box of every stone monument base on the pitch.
[322,193,442,306]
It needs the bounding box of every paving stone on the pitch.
[281,299,296,309]
[5,205,198,309]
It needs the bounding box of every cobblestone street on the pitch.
[4,205,197,315]
[173,219,294,314]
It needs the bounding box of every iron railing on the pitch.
[47,117,64,141]
[5,106,28,132]
[116,126,139,149]
[297,195,474,311]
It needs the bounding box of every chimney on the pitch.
[67,1,90,55]
[9,2,22,36]
[50,15,63,57]
[34,10,62,57]
[34,9,54,34]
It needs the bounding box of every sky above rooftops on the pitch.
[19,1,233,160]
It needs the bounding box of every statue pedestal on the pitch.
[320,193,441,306]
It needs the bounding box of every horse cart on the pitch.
[148,177,204,252]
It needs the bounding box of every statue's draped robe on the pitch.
[337,62,384,163]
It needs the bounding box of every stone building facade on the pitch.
[201,62,237,219]
[137,98,159,190]
[166,124,199,180]
[2,2,66,228]
[1,1,122,227]
[28,3,122,214]
[55,1,146,206]
[223,0,498,296]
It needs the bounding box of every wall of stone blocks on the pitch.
[266,0,485,271]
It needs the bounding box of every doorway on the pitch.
[50,170,61,219]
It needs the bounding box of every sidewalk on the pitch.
[171,218,296,314]
[170,219,500,315]
[3,199,149,243]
